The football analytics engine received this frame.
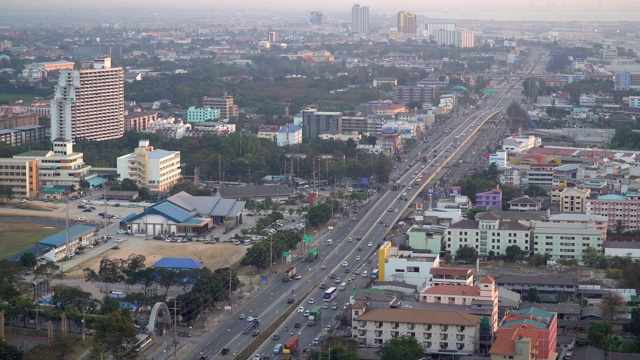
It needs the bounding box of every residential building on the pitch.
[0,158,39,198]
[342,116,384,136]
[475,187,503,210]
[354,307,480,355]
[309,11,326,25]
[145,118,191,139]
[532,222,603,260]
[509,195,543,211]
[257,125,281,141]
[0,110,39,129]
[420,276,499,333]
[559,187,590,213]
[490,327,540,360]
[420,20,456,37]
[629,96,640,108]
[276,124,302,146]
[586,193,640,232]
[445,211,531,257]
[124,111,158,132]
[372,78,398,88]
[377,133,402,154]
[459,29,475,48]
[429,267,474,287]
[489,151,508,167]
[614,71,640,91]
[116,140,181,192]
[437,195,472,215]
[433,29,459,46]
[494,275,579,296]
[376,241,440,289]
[186,107,220,123]
[579,93,615,107]
[9,100,51,118]
[13,140,98,188]
[393,86,437,103]
[21,60,75,80]
[0,125,47,147]
[500,308,558,360]
[188,122,236,137]
[397,11,417,35]
[202,93,238,120]
[351,4,370,34]
[502,135,541,154]
[50,58,124,141]
[546,213,608,240]
[301,108,342,139]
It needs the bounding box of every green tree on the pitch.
[623,307,640,336]
[307,202,332,227]
[19,252,37,268]
[34,262,62,285]
[84,258,124,295]
[0,341,23,360]
[587,322,612,349]
[51,285,92,311]
[376,335,425,360]
[156,268,178,295]
[455,246,477,264]
[527,287,540,302]
[94,311,138,360]
[523,185,547,197]
[505,245,524,262]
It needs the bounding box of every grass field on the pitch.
[0,221,63,257]
[0,93,37,103]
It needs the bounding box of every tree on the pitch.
[307,202,332,227]
[84,258,124,295]
[505,245,524,262]
[0,341,23,360]
[623,307,640,336]
[156,268,178,295]
[523,185,547,197]
[376,335,425,360]
[600,292,626,326]
[587,322,612,349]
[317,345,359,360]
[51,285,92,311]
[94,311,138,360]
[527,287,540,302]
[0,184,14,200]
[455,246,477,264]
[34,262,62,285]
[19,252,37,268]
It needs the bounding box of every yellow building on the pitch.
[559,187,590,213]
[0,158,39,198]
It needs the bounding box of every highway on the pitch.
[186,52,539,360]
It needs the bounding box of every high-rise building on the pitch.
[459,28,475,48]
[116,140,182,192]
[0,158,39,198]
[267,32,278,43]
[50,58,124,141]
[614,71,640,90]
[309,11,327,25]
[203,93,239,120]
[301,108,342,139]
[397,11,417,35]
[420,20,456,37]
[351,4,370,34]
[433,29,459,46]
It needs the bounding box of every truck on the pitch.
[301,347,312,360]
[308,306,322,326]
[422,155,429,162]
[307,248,319,262]
[283,336,299,360]
[282,266,297,282]
[242,321,258,334]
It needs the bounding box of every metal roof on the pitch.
[152,257,203,269]
[38,225,96,248]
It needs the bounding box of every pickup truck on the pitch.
[242,320,258,334]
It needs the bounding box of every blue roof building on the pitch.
[152,257,203,271]
[37,224,96,262]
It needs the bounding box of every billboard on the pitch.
[450,186,462,196]
[355,201,364,207]
[359,177,371,186]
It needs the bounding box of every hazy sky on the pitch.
[5,0,640,21]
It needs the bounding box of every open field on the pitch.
[0,221,63,257]
[66,238,248,279]
[0,93,37,103]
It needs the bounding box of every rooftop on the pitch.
[429,267,473,277]
[495,274,579,287]
[490,327,540,355]
[422,284,481,297]
[356,308,480,326]
[152,257,203,269]
[218,184,293,199]
[38,225,96,248]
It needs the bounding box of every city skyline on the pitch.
[1,0,639,22]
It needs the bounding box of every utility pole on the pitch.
[270,234,273,281]
[218,154,222,188]
[173,298,178,358]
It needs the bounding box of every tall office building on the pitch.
[203,92,239,120]
[50,58,124,141]
[420,20,456,37]
[267,32,278,43]
[459,28,475,48]
[397,11,417,35]
[351,4,370,34]
[301,108,342,139]
[310,11,327,25]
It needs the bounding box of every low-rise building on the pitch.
[124,111,158,132]
[36,225,96,262]
[116,140,181,192]
[257,125,281,141]
[429,267,474,287]
[276,125,302,146]
[502,135,541,154]
[377,241,440,289]
[475,187,503,210]
[558,187,590,213]
[532,222,603,261]
[186,106,220,123]
[0,125,48,147]
[509,195,543,211]
[354,307,480,355]
[145,118,191,139]
[500,308,558,360]
[494,275,578,296]
[187,121,236,137]
[490,327,540,360]
[0,158,39,198]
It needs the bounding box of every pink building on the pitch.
[500,307,558,360]
[586,193,640,232]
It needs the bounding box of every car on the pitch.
[247,316,255,322]
[348,237,353,242]
[345,268,350,273]
[221,348,230,355]
[351,216,356,221]
[330,273,336,279]
[252,330,260,336]
[253,355,261,360]
[312,338,320,346]
[272,334,280,341]
[239,313,246,320]
[320,283,327,289]
[325,325,332,332]
[368,242,373,247]
[298,307,304,313]
[384,223,390,227]
[402,192,407,196]
[83,208,93,212]
[349,274,356,280]
[334,278,341,284]
[287,298,295,304]
[394,208,399,213]
[357,246,363,251]
[320,264,327,270]
[308,298,315,304]
[116,238,123,243]
[355,256,360,261]
[116,229,126,234]
[294,274,302,280]
[322,303,329,309]
[294,322,301,328]
[342,262,348,267]
[153,235,163,240]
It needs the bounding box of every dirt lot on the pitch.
[66,237,248,279]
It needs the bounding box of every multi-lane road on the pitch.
[183,55,537,360]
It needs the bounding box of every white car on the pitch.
[348,237,353,242]
[355,256,361,261]
[368,242,373,247]
[342,262,348,267]
[297,307,304,313]
[116,229,126,234]
[308,298,315,304]
[402,192,407,196]
[116,238,123,243]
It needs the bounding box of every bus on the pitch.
[371,269,379,280]
[323,287,338,302]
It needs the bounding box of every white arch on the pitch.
[146,302,171,333]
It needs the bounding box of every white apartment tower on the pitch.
[50,58,124,141]
[351,4,370,34]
